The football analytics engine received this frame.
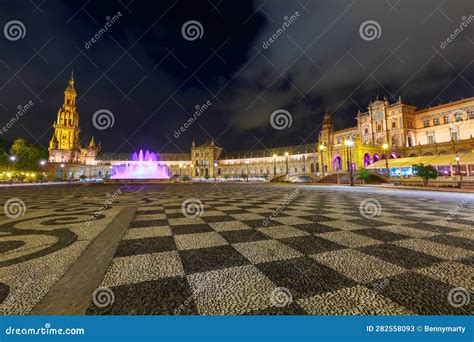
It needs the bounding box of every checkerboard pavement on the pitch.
[86,187,473,315]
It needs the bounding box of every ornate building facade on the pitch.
[48,74,474,180]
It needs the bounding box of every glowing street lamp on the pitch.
[214,162,218,181]
[9,155,16,162]
[344,140,354,186]
[39,160,46,166]
[455,155,462,188]
[382,143,390,177]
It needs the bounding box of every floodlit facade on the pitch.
[47,75,474,180]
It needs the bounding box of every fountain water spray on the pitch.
[110,150,170,179]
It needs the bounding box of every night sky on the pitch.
[0,0,473,154]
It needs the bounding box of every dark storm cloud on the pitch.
[0,0,472,153]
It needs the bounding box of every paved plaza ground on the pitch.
[0,183,472,315]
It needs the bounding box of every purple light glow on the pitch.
[111,149,171,179]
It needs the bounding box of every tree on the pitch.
[79,174,87,181]
[223,174,229,181]
[357,169,370,184]
[204,174,210,180]
[9,139,47,172]
[413,163,438,187]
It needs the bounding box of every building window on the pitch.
[455,112,463,122]
[443,115,450,124]
[468,109,474,119]
[427,133,435,144]
[433,117,440,125]
[337,137,342,144]
[377,124,382,132]
[423,119,430,128]
[451,130,459,141]
[391,121,396,128]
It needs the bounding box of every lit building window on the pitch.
[427,133,435,144]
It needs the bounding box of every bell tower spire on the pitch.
[48,72,81,163]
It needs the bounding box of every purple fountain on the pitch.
[111,150,171,179]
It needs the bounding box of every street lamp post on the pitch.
[455,155,462,188]
[9,155,16,184]
[214,162,218,182]
[382,143,390,177]
[246,160,249,182]
[344,140,354,186]
[39,160,46,183]
[273,154,277,177]
[285,152,289,175]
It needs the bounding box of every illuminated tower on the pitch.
[48,71,81,163]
